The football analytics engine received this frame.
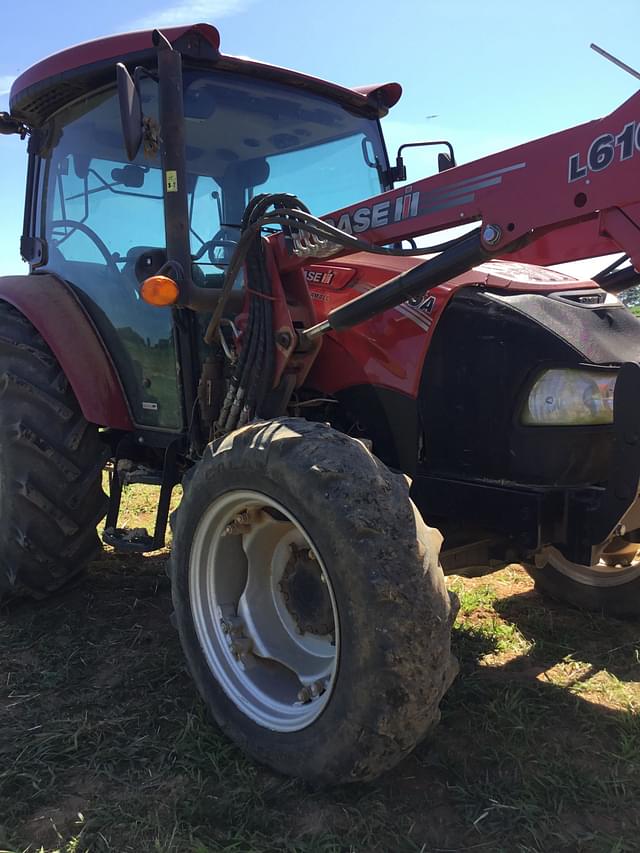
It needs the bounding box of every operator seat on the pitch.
[122,246,208,289]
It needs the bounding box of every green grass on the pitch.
[0,489,639,852]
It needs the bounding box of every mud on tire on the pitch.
[0,302,108,598]
[170,417,458,784]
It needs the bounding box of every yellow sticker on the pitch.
[166,170,178,193]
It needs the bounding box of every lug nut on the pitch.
[229,637,253,658]
[223,510,253,536]
[298,686,312,703]
[298,680,326,703]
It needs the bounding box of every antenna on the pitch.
[590,43,640,82]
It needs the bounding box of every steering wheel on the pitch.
[49,219,120,276]
[191,227,239,271]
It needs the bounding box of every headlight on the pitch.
[522,368,617,426]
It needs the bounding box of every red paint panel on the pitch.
[11,24,220,99]
[503,219,621,266]
[0,276,133,430]
[304,254,601,399]
[352,82,403,110]
[10,24,397,121]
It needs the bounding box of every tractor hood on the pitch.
[301,252,603,301]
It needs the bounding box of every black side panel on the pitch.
[418,288,637,486]
[490,291,640,364]
[333,386,419,474]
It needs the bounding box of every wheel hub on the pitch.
[279,544,334,637]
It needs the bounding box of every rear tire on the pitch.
[0,302,109,598]
[170,418,458,784]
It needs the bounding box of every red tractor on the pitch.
[2,23,640,784]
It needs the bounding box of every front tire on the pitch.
[526,555,640,618]
[170,418,458,784]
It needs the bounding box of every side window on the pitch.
[189,175,224,277]
[41,88,183,431]
[190,176,221,247]
[50,157,164,265]
[188,175,241,281]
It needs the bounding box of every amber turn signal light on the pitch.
[140,275,180,306]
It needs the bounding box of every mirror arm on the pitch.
[0,112,29,139]
[384,139,457,184]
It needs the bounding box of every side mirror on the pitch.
[438,151,456,172]
[116,63,143,162]
[111,164,147,188]
[0,112,28,138]
[388,140,457,184]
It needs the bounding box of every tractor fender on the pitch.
[0,274,133,430]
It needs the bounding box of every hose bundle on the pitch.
[213,194,310,434]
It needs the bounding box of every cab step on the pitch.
[102,441,180,555]
[103,526,154,553]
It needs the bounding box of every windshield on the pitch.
[182,70,387,218]
[39,70,388,428]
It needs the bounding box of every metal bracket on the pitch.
[579,361,640,550]
[103,439,181,553]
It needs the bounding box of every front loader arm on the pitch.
[321,86,640,267]
[273,86,640,338]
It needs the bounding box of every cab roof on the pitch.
[10,23,402,126]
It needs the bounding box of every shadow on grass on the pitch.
[494,586,640,684]
[0,558,639,853]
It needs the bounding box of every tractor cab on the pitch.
[9,24,397,431]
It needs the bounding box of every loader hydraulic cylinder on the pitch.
[303,229,489,339]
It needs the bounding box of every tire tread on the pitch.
[0,302,108,598]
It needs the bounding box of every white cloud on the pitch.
[0,75,15,98]
[131,0,253,29]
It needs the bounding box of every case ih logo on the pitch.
[303,265,356,290]
[324,163,528,236]
[304,269,336,286]
[324,190,420,234]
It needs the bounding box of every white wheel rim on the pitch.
[189,490,340,732]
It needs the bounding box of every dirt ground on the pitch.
[1,501,639,852]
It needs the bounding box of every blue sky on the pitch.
[1,0,638,275]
